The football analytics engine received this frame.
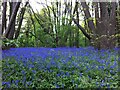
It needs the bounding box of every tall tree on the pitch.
[5,2,21,39]
[68,0,73,47]
[1,2,7,35]
[95,2,117,49]
[7,2,17,39]
[15,2,29,39]
[74,1,79,48]
[73,1,117,49]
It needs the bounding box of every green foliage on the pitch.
[2,39,19,48]
[2,48,119,88]
[2,6,90,48]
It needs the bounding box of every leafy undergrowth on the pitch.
[2,47,119,88]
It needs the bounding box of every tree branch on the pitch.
[72,17,91,40]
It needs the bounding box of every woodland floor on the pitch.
[2,47,119,88]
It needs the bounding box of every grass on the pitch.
[2,47,119,88]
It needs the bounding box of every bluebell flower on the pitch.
[110,65,115,69]
[105,82,110,88]
[65,72,70,77]
[88,75,92,81]
[32,70,36,74]
[110,70,115,74]
[2,81,11,87]
[15,80,19,86]
[57,73,61,77]
[55,84,60,88]
[98,66,105,70]
[79,73,82,77]
[22,76,26,83]
[21,70,26,75]
[96,82,99,86]
[100,83,105,87]
[26,81,32,86]
[2,47,119,88]
[29,64,34,68]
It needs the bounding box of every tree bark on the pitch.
[96,2,117,49]
[74,1,117,49]
[76,1,79,48]
[15,2,28,39]
[1,2,7,35]
[81,2,96,35]
[68,1,72,47]
[5,2,21,39]
[7,2,17,39]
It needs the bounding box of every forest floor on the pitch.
[2,47,119,88]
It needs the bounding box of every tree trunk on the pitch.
[68,1,72,47]
[76,1,79,48]
[1,2,7,35]
[95,2,117,49]
[81,2,96,34]
[5,2,21,39]
[15,2,28,39]
[73,1,117,49]
[7,2,16,39]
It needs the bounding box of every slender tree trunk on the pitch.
[68,1,72,47]
[1,2,7,35]
[52,2,58,46]
[7,2,17,39]
[81,2,96,34]
[56,1,59,46]
[76,1,79,48]
[15,2,28,39]
[28,5,44,44]
[5,2,21,39]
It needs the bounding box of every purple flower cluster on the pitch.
[2,47,119,71]
[2,46,119,88]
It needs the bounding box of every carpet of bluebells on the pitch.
[2,46,119,88]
